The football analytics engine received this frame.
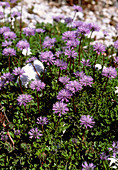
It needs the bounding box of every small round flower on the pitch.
[0,2,10,8]
[23,27,36,36]
[28,128,42,139]
[64,17,73,24]
[1,134,8,141]
[59,76,70,85]
[88,23,100,32]
[102,66,117,79]
[36,117,48,126]
[11,11,21,18]
[114,56,118,64]
[36,28,45,33]
[2,48,16,56]
[25,57,37,64]
[80,115,95,129]
[14,130,21,136]
[81,59,91,66]
[64,49,77,59]
[3,31,16,40]
[0,12,4,19]
[2,40,12,47]
[30,80,45,91]
[42,36,56,49]
[17,94,32,106]
[93,43,106,54]
[0,27,10,34]
[65,80,82,93]
[73,5,83,12]
[79,75,93,87]
[100,152,109,160]
[57,89,72,102]
[66,39,80,48]
[77,26,90,35]
[62,31,76,42]
[16,40,30,50]
[82,161,96,170]
[40,51,55,65]
[54,59,67,70]
[114,40,118,50]
[74,71,85,78]
[1,72,14,84]
[53,101,69,117]
[12,67,25,76]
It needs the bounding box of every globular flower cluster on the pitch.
[52,15,64,22]
[64,17,73,24]
[54,59,67,70]
[0,12,4,19]
[53,101,69,117]
[79,75,93,87]
[82,161,96,170]
[23,27,36,36]
[80,115,95,129]
[43,36,56,49]
[77,25,90,35]
[102,66,117,79]
[0,2,10,8]
[25,57,37,64]
[17,94,32,106]
[36,28,45,33]
[73,5,83,12]
[3,31,16,40]
[65,80,82,94]
[64,49,77,59]
[81,58,91,67]
[0,26,10,34]
[36,116,48,126]
[28,128,42,139]
[1,72,14,84]
[57,89,72,102]
[108,141,118,157]
[12,67,25,77]
[62,31,76,42]
[74,71,86,78]
[30,80,45,91]
[93,43,106,54]
[11,11,21,18]
[59,76,70,85]
[16,40,30,50]
[114,56,118,64]
[40,51,55,65]
[2,40,12,47]
[88,23,100,32]
[114,40,118,50]
[2,47,16,56]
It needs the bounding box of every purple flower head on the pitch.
[12,67,25,77]
[42,36,56,49]
[114,56,118,64]
[10,0,17,3]
[3,31,16,40]
[11,11,21,18]
[77,26,90,35]
[88,23,100,32]
[80,115,95,129]
[16,40,30,50]
[73,5,83,12]
[72,21,84,29]
[23,27,36,36]
[102,66,117,79]
[30,80,45,91]
[40,51,55,65]
[54,59,67,70]
[108,141,118,158]
[1,72,14,84]
[53,101,69,117]
[81,59,91,66]
[82,161,96,170]
[65,80,82,93]
[0,12,4,19]
[55,51,63,58]
[25,57,37,64]
[28,128,42,139]
[2,40,12,47]
[114,40,118,50]
[36,116,48,126]
[36,28,45,33]
[14,130,21,136]
[74,71,86,78]
[53,15,64,22]
[0,27,10,34]
[2,47,16,56]
[0,2,10,8]
[64,17,73,24]
[100,152,109,160]
[66,39,80,48]
[93,43,106,54]
[64,49,77,59]
[1,134,8,141]
[79,75,93,87]
[116,24,118,30]
[59,76,70,85]
[57,89,72,102]
[0,80,5,90]
[17,94,32,106]
[62,31,76,42]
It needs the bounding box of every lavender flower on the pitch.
[54,59,67,70]
[59,76,70,85]
[25,57,37,64]
[77,26,90,35]
[73,5,83,12]
[16,40,30,50]
[10,0,17,3]
[102,66,117,79]
[74,71,86,78]
[0,27,10,34]
[65,80,82,93]
[64,17,73,24]
[108,141,118,157]
[11,11,21,18]
[23,27,36,36]
[0,12,4,19]
[17,94,32,106]
[81,59,91,66]
[116,24,118,30]
[66,39,80,48]
[1,72,14,84]
[14,130,21,136]
[88,23,100,32]
[0,2,10,8]
[30,80,45,91]
[0,80,5,90]
[93,43,106,54]
[72,21,84,29]
[42,36,56,49]
[114,56,118,64]
[2,47,16,56]
[12,67,25,76]
[79,75,93,87]
[36,116,48,125]
[82,161,96,170]
[40,51,55,65]
[36,28,45,33]
[62,31,76,42]
[100,152,109,160]
[28,128,42,139]
[57,89,72,102]
[2,40,12,47]
[1,134,8,141]
[80,115,95,129]
[53,101,69,117]
[64,49,77,59]
[114,40,118,50]
[55,51,63,58]
[3,31,16,40]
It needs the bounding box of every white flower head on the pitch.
[22,48,32,56]
[108,156,118,169]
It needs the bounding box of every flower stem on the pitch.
[93,53,98,83]
[36,90,40,114]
